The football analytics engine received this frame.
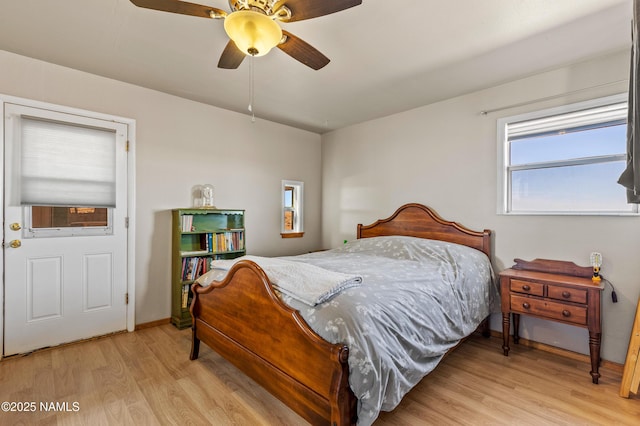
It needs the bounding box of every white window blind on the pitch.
[507,102,627,140]
[20,116,116,207]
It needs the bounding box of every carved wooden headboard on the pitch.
[357,203,492,258]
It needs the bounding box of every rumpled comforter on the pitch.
[200,236,497,426]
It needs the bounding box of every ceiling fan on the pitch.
[129,0,362,70]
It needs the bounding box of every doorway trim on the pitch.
[0,94,136,358]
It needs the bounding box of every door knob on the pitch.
[9,240,21,248]
[10,223,21,231]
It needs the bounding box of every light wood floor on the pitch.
[1,324,638,425]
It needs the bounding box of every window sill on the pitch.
[281,232,304,239]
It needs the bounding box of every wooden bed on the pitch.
[189,203,492,425]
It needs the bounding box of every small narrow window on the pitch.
[281,180,303,238]
[283,186,295,231]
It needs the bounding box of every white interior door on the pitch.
[3,103,129,356]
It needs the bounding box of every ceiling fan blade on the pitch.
[218,40,246,69]
[278,30,329,70]
[129,0,226,19]
[274,0,361,22]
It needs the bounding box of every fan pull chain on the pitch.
[248,55,255,123]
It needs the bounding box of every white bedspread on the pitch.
[201,255,362,306]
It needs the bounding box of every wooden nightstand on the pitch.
[500,258,605,384]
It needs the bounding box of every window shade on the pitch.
[20,116,116,207]
[507,102,628,140]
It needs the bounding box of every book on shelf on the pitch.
[198,233,215,252]
[212,230,245,252]
[181,284,189,309]
[181,215,194,232]
[181,256,211,281]
[180,250,209,256]
[188,231,245,254]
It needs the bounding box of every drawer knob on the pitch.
[522,284,531,291]
[522,302,530,309]
[562,291,571,298]
[562,310,571,317]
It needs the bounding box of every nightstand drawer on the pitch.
[547,284,588,304]
[510,279,544,296]
[511,294,587,326]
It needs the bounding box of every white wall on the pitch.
[0,50,322,325]
[321,49,639,364]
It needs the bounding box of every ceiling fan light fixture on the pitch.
[224,10,282,57]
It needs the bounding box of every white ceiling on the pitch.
[0,0,632,133]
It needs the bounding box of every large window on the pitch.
[498,94,637,215]
[281,180,304,237]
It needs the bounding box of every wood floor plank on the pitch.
[1,325,638,425]
[123,399,161,426]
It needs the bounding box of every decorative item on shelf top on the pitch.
[191,184,204,208]
[191,184,216,208]
[202,184,215,208]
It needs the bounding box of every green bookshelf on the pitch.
[171,208,245,329]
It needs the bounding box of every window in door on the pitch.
[31,207,108,228]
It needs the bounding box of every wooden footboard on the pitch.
[190,260,357,426]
